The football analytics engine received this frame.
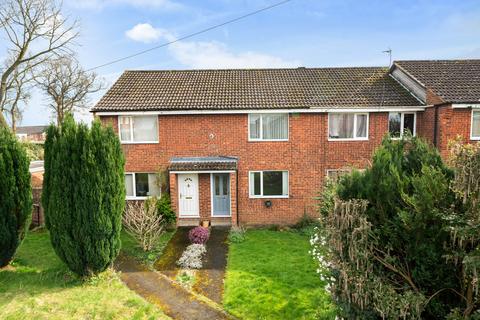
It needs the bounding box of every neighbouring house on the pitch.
[92,59,480,226]
[30,161,45,227]
[16,126,48,143]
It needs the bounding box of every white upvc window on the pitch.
[119,115,158,143]
[471,110,480,140]
[125,173,160,199]
[249,171,289,198]
[389,112,416,138]
[328,113,369,140]
[248,113,289,141]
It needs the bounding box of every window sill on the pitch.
[470,136,480,141]
[248,139,289,142]
[120,141,159,144]
[249,195,289,199]
[328,138,369,142]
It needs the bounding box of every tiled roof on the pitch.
[92,67,421,112]
[16,126,48,135]
[169,156,238,171]
[394,60,480,103]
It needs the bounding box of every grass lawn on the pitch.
[0,229,169,320]
[121,229,175,268]
[224,229,336,320]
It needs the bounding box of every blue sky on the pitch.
[12,0,480,125]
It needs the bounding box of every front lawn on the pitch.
[224,229,336,320]
[0,230,169,320]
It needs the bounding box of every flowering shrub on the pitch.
[177,244,206,269]
[188,226,210,244]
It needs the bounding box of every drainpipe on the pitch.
[236,169,239,227]
[433,105,439,147]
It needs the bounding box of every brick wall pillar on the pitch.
[230,171,238,226]
[169,172,179,223]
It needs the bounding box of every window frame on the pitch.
[470,110,480,140]
[328,112,369,141]
[248,170,289,199]
[118,115,159,144]
[388,112,417,139]
[125,172,160,200]
[248,113,289,142]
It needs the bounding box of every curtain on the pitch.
[262,114,288,139]
[133,116,158,141]
[125,174,134,197]
[120,116,132,141]
[356,114,367,138]
[148,173,160,196]
[249,114,261,139]
[329,114,354,138]
[473,111,480,137]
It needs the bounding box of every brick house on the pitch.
[16,125,48,143]
[92,59,480,226]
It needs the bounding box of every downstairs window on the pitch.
[125,173,160,199]
[249,171,289,198]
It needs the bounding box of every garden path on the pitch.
[115,254,234,320]
[155,227,230,304]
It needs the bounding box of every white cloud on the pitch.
[125,23,300,68]
[168,41,301,69]
[125,23,175,44]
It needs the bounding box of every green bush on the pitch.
[313,137,463,318]
[228,226,246,243]
[20,141,44,161]
[0,127,32,267]
[157,192,176,225]
[42,116,125,276]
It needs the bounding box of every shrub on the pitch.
[157,193,176,225]
[177,244,206,269]
[313,136,462,318]
[188,226,210,244]
[228,226,246,243]
[20,141,44,161]
[0,127,32,267]
[42,116,125,276]
[123,198,165,251]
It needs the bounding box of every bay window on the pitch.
[125,173,160,199]
[389,112,416,138]
[471,110,480,140]
[249,113,288,141]
[119,115,158,143]
[328,113,368,140]
[249,171,289,198]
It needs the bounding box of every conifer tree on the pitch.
[0,127,32,267]
[42,116,125,276]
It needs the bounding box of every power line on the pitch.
[86,0,294,71]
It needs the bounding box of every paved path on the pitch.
[115,254,233,320]
[193,227,229,304]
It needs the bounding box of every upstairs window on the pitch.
[119,116,158,143]
[328,113,368,140]
[249,113,288,141]
[471,110,480,140]
[249,171,289,198]
[389,112,416,138]
[125,173,160,199]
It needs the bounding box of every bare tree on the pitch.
[123,199,165,251]
[36,55,104,126]
[1,62,34,132]
[0,0,79,128]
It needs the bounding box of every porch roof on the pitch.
[169,156,238,171]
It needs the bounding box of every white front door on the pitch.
[178,174,199,217]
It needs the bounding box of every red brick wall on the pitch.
[100,109,477,226]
